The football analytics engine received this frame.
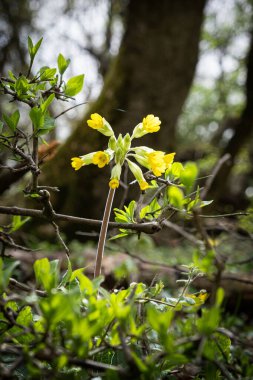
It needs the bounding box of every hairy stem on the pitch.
[94,188,115,278]
[32,133,39,191]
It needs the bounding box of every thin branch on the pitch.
[9,278,47,297]
[123,250,186,274]
[54,101,89,119]
[201,153,231,199]
[161,220,200,246]
[193,209,213,251]
[136,297,175,308]
[51,221,70,257]
[199,212,250,218]
[222,275,253,285]
[0,206,161,234]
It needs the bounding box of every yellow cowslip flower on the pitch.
[92,151,110,168]
[139,180,149,191]
[87,113,104,130]
[164,152,176,168]
[109,178,119,189]
[142,114,161,133]
[148,151,166,177]
[127,159,149,191]
[87,113,114,137]
[71,157,85,171]
[131,115,161,139]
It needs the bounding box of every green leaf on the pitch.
[36,113,55,136]
[8,70,16,81]
[180,162,198,193]
[40,94,55,113]
[196,307,221,335]
[215,287,225,308]
[70,268,93,294]
[34,258,59,291]
[16,306,33,327]
[0,121,4,133]
[147,306,174,335]
[40,68,57,81]
[28,36,33,56]
[167,162,184,179]
[28,36,43,59]
[139,204,151,219]
[203,332,231,361]
[10,215,31,232]
[15,75,29,96]
[60,258,72,287]
[65,74,84,96]
[192,249,215,276]
[29,107,44,132]
[200,200,213,208]
[3,110,20,132]
[57,53,70,75]
[0,258,20,293]
[33,37,43,56]
[168,186,184,210]
[109,231,129,240]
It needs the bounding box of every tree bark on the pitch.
[42,0,206,222]
[209,32,253,204]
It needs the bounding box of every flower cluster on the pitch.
[71,113,175,190]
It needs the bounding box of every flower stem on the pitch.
[94,188,115,278]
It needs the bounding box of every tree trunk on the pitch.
[209,32,253,205]
[42,0,206,224]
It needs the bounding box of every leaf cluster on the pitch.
[1,257,249,380]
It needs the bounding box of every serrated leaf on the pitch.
[65,74,84,96]
[16,306,33,327]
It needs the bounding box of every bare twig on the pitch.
[123,250,186,274]
[9,278,47,297]
[200,153,231,200]
[54,101,89,119]
[161,220,200,246]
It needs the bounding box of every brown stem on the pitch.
[94,188,115,278]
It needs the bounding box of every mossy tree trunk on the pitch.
[42,0,206,223]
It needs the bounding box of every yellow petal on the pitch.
[71,157,84,170]
[109,178,119,189]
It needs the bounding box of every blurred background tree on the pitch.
[1,0,253,223]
